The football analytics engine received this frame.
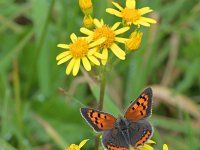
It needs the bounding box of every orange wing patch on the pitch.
[87,109,116,130]
[124,88,152,121]
[80,108,117,132]
[107,144,128,150]
[134,131,151,148]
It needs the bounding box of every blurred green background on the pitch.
[0,0,200,149]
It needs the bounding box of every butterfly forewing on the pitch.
[124,87,153,121]
[80,108,117,132]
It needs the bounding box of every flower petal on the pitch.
[114,26,130,35]
[115,37,128,43]
[141,17,157,24]
[136,20,150,27]
[80,27,93,36]
[72,58,80,76]
[163,144,168,150]
[111,22,121,31]
[57,55,72,65]
[87,55,100,65]
[88,47,98,55]
[82,57,91,71]
[147,140,156,144]
[94,18,103,28]
[110,43,125,60]
[89,37,106,48]
[94,52,105,59]
[57,44,69,49]
[126,0,135,9]
[66,58,76,75]
[101,48,108,65]
[79,139,89,148]
[139,7,153,15]
[112,2,123,10]
[100,19,104,25]
[106,8,122,17]
[139,144,154,150]
[56,51,71,60]
[70,33,77,43]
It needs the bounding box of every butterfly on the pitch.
[80,87,153,150]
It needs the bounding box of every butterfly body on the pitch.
[80,87,153,150]
[102,117,152,150]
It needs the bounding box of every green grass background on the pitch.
[0,0,200,149]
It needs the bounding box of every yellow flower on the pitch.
[83,15,94,29]
[65,139,89,150]
[80,18,130,65]
[106,0,156,27]
[125,30,143,51]
[138,140,155,150]
[56,33,105,76]
[163,144,168,150]
[79,0,93,15]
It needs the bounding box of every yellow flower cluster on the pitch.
[56,0,156,76]
[66,139,169,150]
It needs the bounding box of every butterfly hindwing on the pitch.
[80,108,117,132]
[124,87,153,121]
[102,128,129,150]
[128,119,153,149]
[102,119,153,150]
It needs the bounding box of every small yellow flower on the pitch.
[79,0,93,15]
[163,144,168,150]
[138,140,155,150]
[56,33,105,76]
[83,15,94,29]
[125,30,143,51]
[65,139,89,150]
[80,18,130,65]
[106,0,156,27]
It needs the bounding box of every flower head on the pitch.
[125,30,143,51]
[106,0,156,27]
[65,139,89,150]
[79,0,93,15]
[80,18,130,65]
[56,33,105,76]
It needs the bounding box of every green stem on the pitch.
[13,60,24,150]
[98,68,106,110]
[94,67,106,150]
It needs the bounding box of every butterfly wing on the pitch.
[128,119,153,149]
[102,128,129,150]
[80,108,117,132]
[124,87,153,121]
[102,119,153,150]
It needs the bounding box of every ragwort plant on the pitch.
[56,0,168,150]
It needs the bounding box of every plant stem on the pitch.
[94,67,106,150]
[98,68,106,110]
[13,60,24,150]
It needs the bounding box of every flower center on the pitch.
[70,38,89,58]
[93,25,115,49]
[122,8,141,23]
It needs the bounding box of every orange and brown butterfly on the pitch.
[80,87,153,150]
